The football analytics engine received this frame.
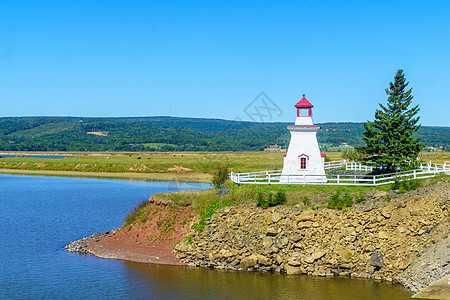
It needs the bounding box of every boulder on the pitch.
[285,265,302,275]
[297,210,315,222]
[240,255,258,268]
[305,250,326,263]
[335,246,353,261]
[381,208,391,219]
[369,252,384,268]
[262,236,274,248]
[266,227,278,236]
[257,254,272,266]
[272,212,283,223]
[288,258,301,267]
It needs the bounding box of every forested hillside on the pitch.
[0,117,448,152]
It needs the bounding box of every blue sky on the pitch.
[1,1,449,126]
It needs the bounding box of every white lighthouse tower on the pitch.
[281,94,326,183]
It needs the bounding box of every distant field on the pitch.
[0,151,448,183]
[140,143,178,148]
[418,152,450,164]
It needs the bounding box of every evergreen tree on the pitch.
[357,69,424,172]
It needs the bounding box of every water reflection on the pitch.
[123,261,413,299]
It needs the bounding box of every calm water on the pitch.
[0,174,413,299]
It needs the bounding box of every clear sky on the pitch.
[1,1,449,126]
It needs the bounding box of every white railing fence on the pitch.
[230,161,449,186]
[324,160,346,170]
[345,162,373,172]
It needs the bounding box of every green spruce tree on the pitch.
[357,69,424,173]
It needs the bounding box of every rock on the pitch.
[266,227,278,236]
[292,234,303,242]
[369,252,384,268]
[378,231,388,239]
[288,258,301,267]
[257,255,272,266]
[339,263,352,269]
[381,208,391,219]
[305,250,326,263]
[262,236,273,248]
[297,210,315,222]
[240,255,258,268]
[297,221,312,229]
[279,236,289,247]
[285,265,302,275]
[276,254,284,265]
[335,246,353,261]
[374,191,387,198]
[272,212,283,223]
[410,208,425,216]
[398,226,407,233]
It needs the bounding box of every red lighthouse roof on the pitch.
[295,94,313,108]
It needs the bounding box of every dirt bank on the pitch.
[66,201,194,265]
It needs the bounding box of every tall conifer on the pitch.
[357,69,424,172]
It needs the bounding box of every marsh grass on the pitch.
[123,199,150,227]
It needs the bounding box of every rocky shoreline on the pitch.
[65,180,449,296]
[65,232,112,254]
[174,180,449,294]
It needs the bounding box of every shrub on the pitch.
[327,191,353,210]
[391,178,421,193]
[256,191,269,209]
[273,191,287,206]
[211,165,229,188]
[301,196,310,206]
[256,191,286,209]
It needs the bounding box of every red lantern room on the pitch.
[295,94,313,117]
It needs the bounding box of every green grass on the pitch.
[2,151,446,177]
[0,151,286,174]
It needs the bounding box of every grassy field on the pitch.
[0,151,448,183]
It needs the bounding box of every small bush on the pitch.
[256,191,269,209]
[256,191,286,209]
[301,196,310,206]
[327,191,353,210]
[273,190,287,205]
[211,165,229,188]
[391,178,421,193]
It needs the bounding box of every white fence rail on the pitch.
[346,162,373,172]
[230,162,449,186]
[324,160,346,170]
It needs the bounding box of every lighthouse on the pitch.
[280,94,326,183]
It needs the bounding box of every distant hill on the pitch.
[0,116,448,152]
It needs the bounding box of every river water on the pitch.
[0,174,413,299]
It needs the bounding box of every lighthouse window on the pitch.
[299,108,308,117]
[300,157,307,169]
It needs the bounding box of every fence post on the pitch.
[337,175,340,184]
[303,175,306,187]
[268,174,271,184]
[354,175,356,184]
[413,169,416,179]
[373,175,375,186]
